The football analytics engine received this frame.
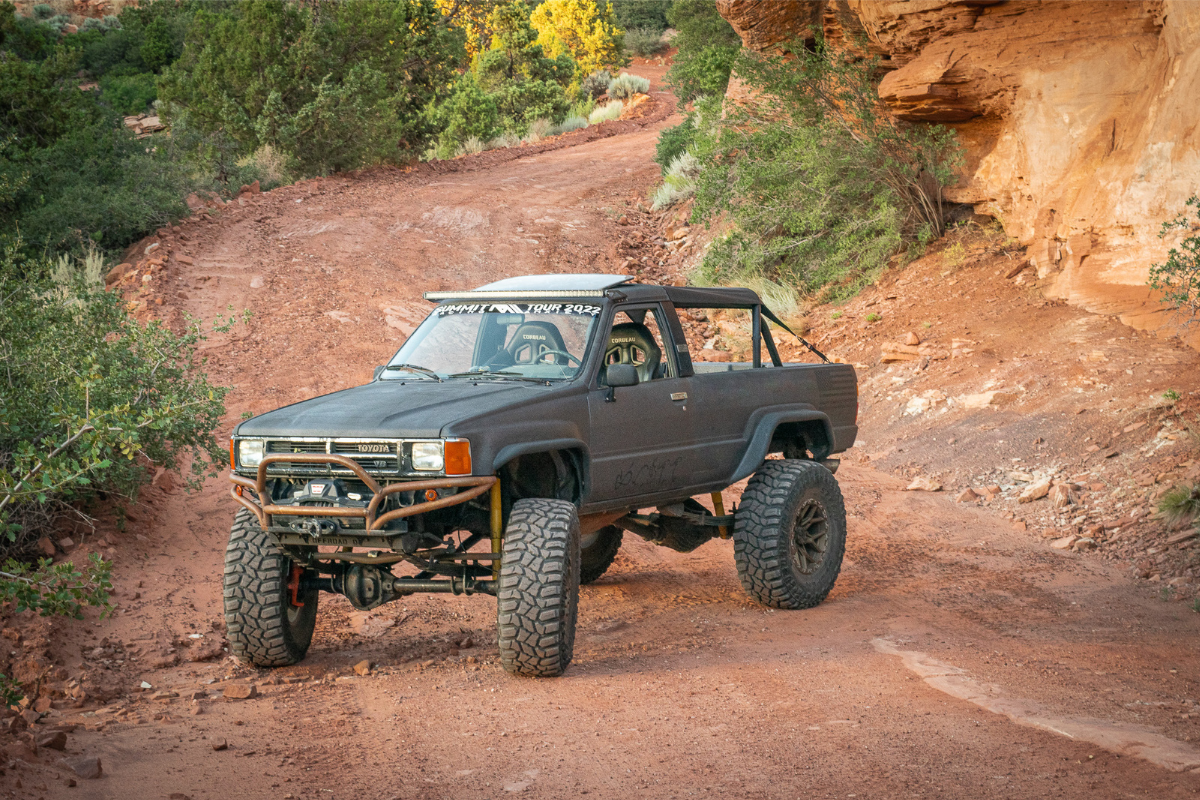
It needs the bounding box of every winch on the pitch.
[282,479,370,537]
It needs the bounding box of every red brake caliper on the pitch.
[287,564,305,608]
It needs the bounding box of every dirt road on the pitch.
[13,69,1200,800]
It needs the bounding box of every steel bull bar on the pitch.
[229,453,499,536]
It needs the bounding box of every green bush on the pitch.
[31,4,53,20]
[0,244,230,555]
[1148,196,1200,324]
[655,115,696,171]
[624,26,666,57]
[159,0,465,175]
[608,0,672,34]
[580,68,612,99]
[99,72,157,115]
[474,0,574,135]
[431,73,500,151]
[689,41,962,301]
[606,72,649,100]
[3,114,191,254]
[664,0,740,108]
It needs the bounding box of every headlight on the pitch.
[238,439,265,468]
[411,442,444,471]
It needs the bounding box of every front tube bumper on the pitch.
[228,453,496,531]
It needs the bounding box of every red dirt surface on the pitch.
[4,60,1200,800]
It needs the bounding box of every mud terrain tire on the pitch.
[224,508,318,667]
[733,459,846,609]
[579,525,622,585]
[497,498,580,677]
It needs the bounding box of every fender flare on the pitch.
[729,409,835,483]
[492,438,591,499]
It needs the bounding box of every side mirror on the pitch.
[604,363,638,402]
[607,364,639,387]
[373,366,385,381]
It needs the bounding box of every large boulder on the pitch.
[715,0,1200,348]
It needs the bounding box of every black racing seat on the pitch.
[603,322,662,383]
[505,321,568,365]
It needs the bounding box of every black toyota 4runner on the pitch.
[226,275,858,676]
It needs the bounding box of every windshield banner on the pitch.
[436,302,602,317]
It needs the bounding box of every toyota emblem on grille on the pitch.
[358,443,390,453]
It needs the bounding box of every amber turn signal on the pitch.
[229,438,236,470]
[444,440,472,476]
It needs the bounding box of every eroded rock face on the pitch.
[716,0,1200,347]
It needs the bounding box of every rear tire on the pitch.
[579,525,622,585]
[224,509,319,667]
[733,460,846,609]
[497,498,580,677]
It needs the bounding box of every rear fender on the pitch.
[730,410,834,483]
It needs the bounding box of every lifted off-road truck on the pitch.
[225,275,858,676]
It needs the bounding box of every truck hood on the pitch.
[234,379,548,439]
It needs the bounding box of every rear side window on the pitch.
[676,307,754,365]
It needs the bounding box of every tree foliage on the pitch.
[664,0,739,108]
[530,0,624,77]
[159,0,465,175]
[608,0,672,34]
[1149,196,1200,325]
[686,38,963,300]
[0,245,231,552]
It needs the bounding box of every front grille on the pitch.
[268,440,326,454]
[261,439,401,477]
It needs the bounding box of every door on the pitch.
[586,305,696,505]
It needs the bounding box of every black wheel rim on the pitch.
[789,499,828,575]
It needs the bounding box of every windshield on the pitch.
[382,302,602,381]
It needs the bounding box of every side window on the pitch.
[677,307,752,365]
[600,307,675,383]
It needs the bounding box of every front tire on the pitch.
[497,498,580,677]
[733,460,847,609]
[224,509,319,667]
[579,525,622,585]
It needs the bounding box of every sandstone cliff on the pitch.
[716,0,1200,346]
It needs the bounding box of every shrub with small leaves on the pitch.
[624,27,666,57]
[0,244,232,556]
[607,73,650,100]
[580,69,612,99]
[1148,195,1200,325]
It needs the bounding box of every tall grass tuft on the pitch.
[1159,484,1200,526]
[522,118,553,144]
[650,151,699,211]
[588,101,623,125]
[549,116,588,136]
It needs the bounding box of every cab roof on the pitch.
[424,274,763,309]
